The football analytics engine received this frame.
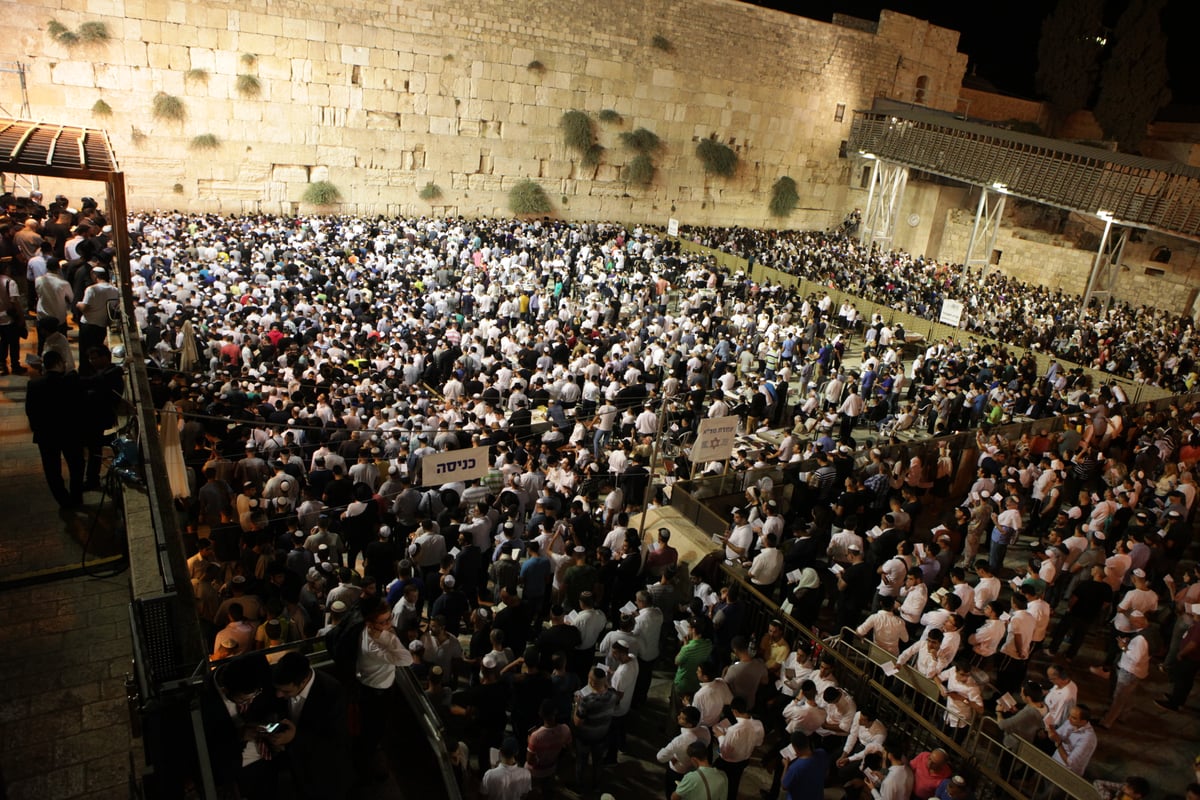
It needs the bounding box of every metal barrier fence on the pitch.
[717,565,1100,799]
[674,237,1172,405]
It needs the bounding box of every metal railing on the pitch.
[715,564,1100,799]
[674,237,1172,404]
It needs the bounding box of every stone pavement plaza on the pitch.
[0,336,140,800]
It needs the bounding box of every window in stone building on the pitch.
[835,103,845,122]
[352,65,361,86]
[839,140,848,158]
[915,76,929,104]
[860,165,871,188]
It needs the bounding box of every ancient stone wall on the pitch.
[938,207,1200,316]
[3,0,965,225]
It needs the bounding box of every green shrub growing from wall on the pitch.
[92,98,112,117]
[509,180,552,215]
[236,74,262,97]
[651,34,672,52]
[582,143,605,168]
[598,109,623,124]
[190,134,220,150]
[152,93,186,122]
[185,68,209,84]
[619,127,662,153]
[769,176,799,217]
[697,137,737,177]
[625,154,655,187]
[302,181,341,206]
[560,110,595,154]
[418,182,442,201]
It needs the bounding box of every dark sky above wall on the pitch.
[747,0,1198,108]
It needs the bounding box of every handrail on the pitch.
[715,563,1100,799]
[674,236,1172,404]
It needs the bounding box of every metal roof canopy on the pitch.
[848,99,1200,243]
[0,116,204,672]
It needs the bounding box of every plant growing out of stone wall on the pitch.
[240,53,257,67]
[769,175,799,217]
[527,60,545,75]
[130,126,147,145]
[236,74,262,97]
[190,133,220,150]
[560,110,596,155]
[419,182,442,201]
[625,154,655,187]
[509,180,552,215]
[582,144,605,168]
[598,109,623,125]
[173,183,184,194]
[619,127,662,187]
[619,128,662,153]
[46,19,110,47]
[696,137,737,177]
[152,92,186,122]
[651,34,673,52]
[78,21,110,44]
[92,98,112,117]
[302,181,341,206]
[185,68,209,84]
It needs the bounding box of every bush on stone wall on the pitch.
[697,137,737,177]
[509,180,552,215]
[598,109,623,124]
[240,53,257,67]
[190,134,220,150]
[152,93,186,122]
[651,34,672,52]
[419,182,442,201]
[236,74,262,97]
[77,21,109,44]
[185,68,209,84]
[582,143,605,168]
[92,98,112,117]
[302,181,341,206]
[619,127,662,153]
[769,176,799,217]
[527,60,545,74]
[560,110,595,154]
[625,154,655,187]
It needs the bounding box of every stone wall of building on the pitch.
[3,0,965,225]
[937,206,1200,316]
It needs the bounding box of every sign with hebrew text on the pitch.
[692,416,739,463]
[421,446,490,485]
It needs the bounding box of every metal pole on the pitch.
[636,397,670,537]
[1080,215,1114,322]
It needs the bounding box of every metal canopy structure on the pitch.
[0,117,120,179]
[848,100,1200,314]
[0,117,207,794]
[848,100,1200,242]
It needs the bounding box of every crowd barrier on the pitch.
[715,565,1100,800]
[673,237,1173,405]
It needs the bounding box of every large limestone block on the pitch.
[50,61,96,88]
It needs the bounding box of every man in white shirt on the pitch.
[856,597,909,656]
[748,532,784,592]
[480,737,532,800]
[867,741,915,800]
[1048,705,1097,776]
[937,663,983,731]
[657,706,711,787]
[720,507,755,562]
[1044,665,1078,728]
[997,594,1035,694]
[608,641,640,760]
[897,628,953,680]
[714,697,764,798]
[897,570,929,639]
[691,661,734,728]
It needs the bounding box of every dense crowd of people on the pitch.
[3,191,1199,800]
[682,225,1198,391]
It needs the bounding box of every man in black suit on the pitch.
[271,652,353,799]
[205,653,281,798]
[25,349,85,507]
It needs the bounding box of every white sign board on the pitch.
[692,416,739,463]
[421,445,490,485]
[667,217,680,237]
[939,299,964,328]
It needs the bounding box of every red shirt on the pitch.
[910,751,953,800]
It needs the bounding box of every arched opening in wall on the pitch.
[915,75,929,105]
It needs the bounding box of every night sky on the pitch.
[746,0,1198,109]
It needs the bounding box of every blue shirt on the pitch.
[783,748,828,800]
[520,556,552,599]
